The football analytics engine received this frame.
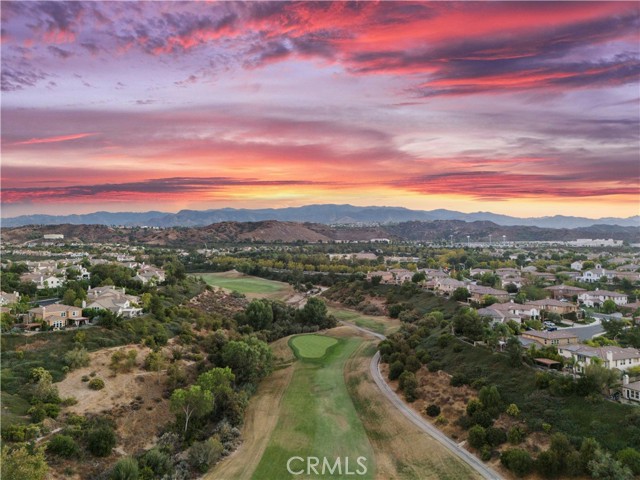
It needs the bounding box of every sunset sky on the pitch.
[2,1,639,219]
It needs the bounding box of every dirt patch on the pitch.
[189,288,248,318]
[16,338,49,351]
[56,344,172,454]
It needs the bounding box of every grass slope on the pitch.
[290,334,338,359]
[251,335,375,480]
[328,307,400,336]
[199,272,290,296]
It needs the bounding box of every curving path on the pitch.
[343,320,504,480]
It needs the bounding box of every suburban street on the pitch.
[342,320,504,480]
[562,318,604,341]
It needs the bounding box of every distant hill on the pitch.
[2,204,638,229]
[2,220,638,246]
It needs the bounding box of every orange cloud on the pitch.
[10,133,98,146]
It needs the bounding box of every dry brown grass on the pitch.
[346,341,482,480]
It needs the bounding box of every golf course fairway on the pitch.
[250,334,375,479]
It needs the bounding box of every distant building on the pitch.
[545,284,587,300]
[28,304,87,329]
[43,234,64,240]
[468,285,510,303]
[522,330,579,347]
[569,239,623,247]
[578,289,628,307]
[559,345,640,373]
[622,375,640,403]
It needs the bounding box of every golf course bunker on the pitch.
[290,334,338,359]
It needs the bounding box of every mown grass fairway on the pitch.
[290,334,338,359]
[250,333,375,480]
[328,307,400,336]
[198,271,292,299]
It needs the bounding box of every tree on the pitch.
[452,287,470,302]
[468,425,487,449]
[412,272,426,283]
[602,299,618,314]
[504,283,519,293]
[388,360,405,381]
[588,449,633,480]
[144,351,167,383]
[221,338,272,385]
[501,448,533,477]
[580,438,601,473]
[300,297,329,326]
[64,347,90,370]
[110,457,139,480]
[62,289,77,306]
[87,426,117,457]
[617,448,640,476]
[1,444,48,480]
[479,385,502,413]
[485,427,507,447]
[577,363,618,396]
[170,385,214,433]
[505,335,523,364]
[482,295,498,307]
[602,318,627,339]
[245,299,274,330]
[536,450,562,478]
[29,367,59,404]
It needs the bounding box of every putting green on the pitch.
[289,334,338,359]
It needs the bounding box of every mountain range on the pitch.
[3,220,639,246]
[2,204,638,229]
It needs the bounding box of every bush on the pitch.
[138,448,171,477]
[536,450,562,478]
[426,361,442,372]
[435,415,448,425]
[43,403,60,419]
[506,403,520,417]
[110,457,139,480]
[28,405,46,423]
[485,427,507,447]
[508,426,526,445]
[501,448,533,477]
[87,426,116,457]
[188,437,224,473]
[88,378,105,390]
[468,425,487,450]
[425,404,441,417]
[450,373,469,387]
[47,434,79,458]
[617,448,640,475]
[480,445,492,461]
[64,347,90,370]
